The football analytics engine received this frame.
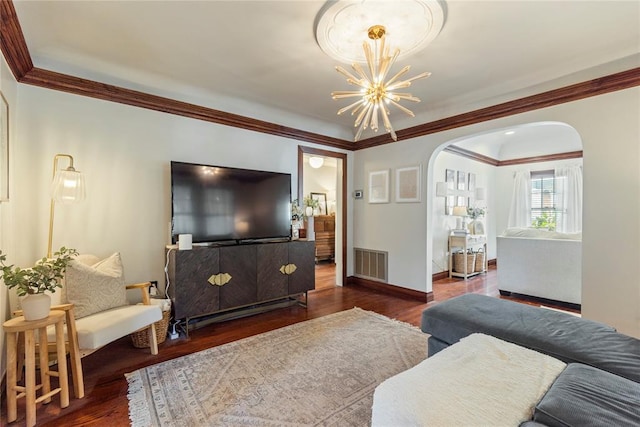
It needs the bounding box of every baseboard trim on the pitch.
[346,276,433,302]
[432,271,449,281]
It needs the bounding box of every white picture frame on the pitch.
[368,170,389,203]
[395,165,421,203]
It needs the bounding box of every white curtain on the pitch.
[507,170,531,228]
[555,165,583,233]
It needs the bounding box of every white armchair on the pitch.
[11,252,162,400]
[50,253,163,356]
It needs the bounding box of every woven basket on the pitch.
[131,310,170,348]
[453,252,476,274]
[474,249,485,272]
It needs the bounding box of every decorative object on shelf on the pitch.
[317,1,443,142]
[467,206,486,235]
[48,154,86,258]
[291,199,304,239]
[369,169,390,203]
[0,91,8,201]
[0,247,78,320]
[396,165,421,203]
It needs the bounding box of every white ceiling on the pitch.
[12,0,640,151]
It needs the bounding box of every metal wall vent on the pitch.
[354,248,388,282]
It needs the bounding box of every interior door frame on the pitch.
[298,146,347,287]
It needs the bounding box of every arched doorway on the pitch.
[427,121,583,301]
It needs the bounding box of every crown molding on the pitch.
[0,0,32,79]
[497,150,583,166]
[19,67,354,150]
[444,145,583,167]
[356,67,640,150]
[443,145,499,166]
[1,0,639,153]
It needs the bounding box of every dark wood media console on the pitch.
[167,240,315,326]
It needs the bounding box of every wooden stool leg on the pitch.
[16,331,25,382]
[6,331,18,423]
[38,326,52,404]
[25,329,37,427]
[55,320,70,408]
[65,308,84,398]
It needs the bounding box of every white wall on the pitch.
[0,54,19,381]
[431,152,496,274]
[354,87,640,338]
[7,85,350,297]
[495,158,584,235]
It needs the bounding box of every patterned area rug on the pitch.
[126,308,427,426]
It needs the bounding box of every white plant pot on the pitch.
[21,293,52,321]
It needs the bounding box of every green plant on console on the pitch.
[0,247,78,296]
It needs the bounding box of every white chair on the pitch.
[50,253,163,357]
[12,253,162,399]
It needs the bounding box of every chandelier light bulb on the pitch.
[331,25,431,142]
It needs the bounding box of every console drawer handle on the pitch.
[279,264,297,275]
[208,272,232,286]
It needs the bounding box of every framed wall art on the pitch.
[395,165,421,203]
[368,169,389,204]
[310,192,327,215]
[445,168,455,215]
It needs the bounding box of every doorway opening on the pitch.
[427,121,583,304]
[298,146,347,290]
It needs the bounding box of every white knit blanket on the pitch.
[372,333,566,426]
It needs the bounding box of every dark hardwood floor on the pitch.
[2,264,577,426]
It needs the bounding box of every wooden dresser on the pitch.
[314,215,335,262]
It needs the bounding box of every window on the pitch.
[530,170,564,230]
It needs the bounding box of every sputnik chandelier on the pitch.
[331,25,431,142]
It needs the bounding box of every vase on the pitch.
[21,293,52,321]
[306,216,315,241]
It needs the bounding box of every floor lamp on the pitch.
[48,154,85,258]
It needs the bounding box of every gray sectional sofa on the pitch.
[421,294,640,426]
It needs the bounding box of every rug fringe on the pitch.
[126,371,153,427]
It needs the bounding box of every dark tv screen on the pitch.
[171,161,291,244]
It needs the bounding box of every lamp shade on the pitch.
[452,206,468,217]
[51,168,86,203]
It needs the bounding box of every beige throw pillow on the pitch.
[63,252,128,319]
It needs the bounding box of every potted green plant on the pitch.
[0,247,78,320]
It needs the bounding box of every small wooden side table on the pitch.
[4,310,69,427]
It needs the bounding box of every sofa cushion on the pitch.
[421,294,640,382]
[63,252,128,319]
[534,363,640,426]
[48,304,162,350]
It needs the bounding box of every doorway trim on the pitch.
[298,146,347,287]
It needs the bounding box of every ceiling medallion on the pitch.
[316,0,444,141]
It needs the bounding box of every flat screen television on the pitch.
[170,161,291,244]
